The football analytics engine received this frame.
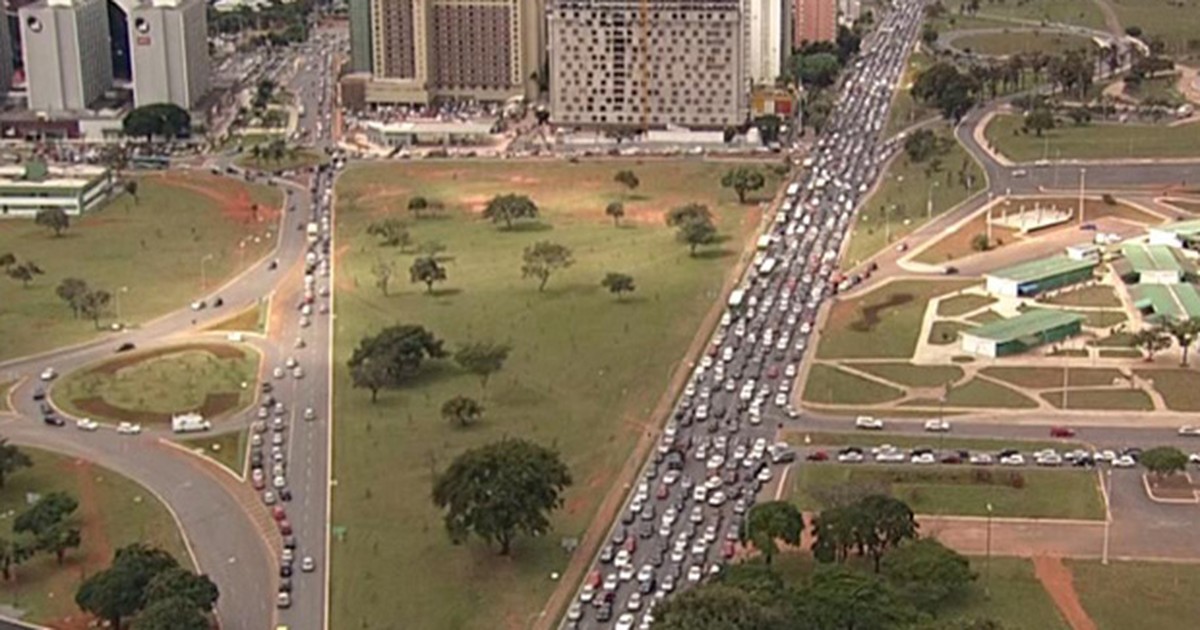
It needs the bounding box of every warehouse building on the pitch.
[0,162,113,218]
[1128,284,1200,323]
[1116,243,1186,284]
[960,310,1085,358]
[1148,218,1200,250]
[984,255,1098,298]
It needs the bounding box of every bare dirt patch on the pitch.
[1033,555,1098,630]
[90,343,246,375]
[148,171,278,225]
[72,392,241,424]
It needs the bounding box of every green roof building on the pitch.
[1119,243,1185,284]
[1149,218,1200,250]
[1129,284,1200,323]
[960,310,1085,357]
[985,255,1098,298]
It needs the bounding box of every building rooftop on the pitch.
[0,162,107,188]
[1130,284,1200,321]
[1151,218,1200,237]
[964,309,1085,343]
[1121,243,1183,273]
[986,255,1097,283]
[365,119,497,136]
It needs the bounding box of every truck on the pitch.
[171,413,211,434]
[727,289,746,309]
[306,222,319,243]
[785,183,801,196]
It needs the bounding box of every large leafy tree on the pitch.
[742,501,804,566]
[56,277,90,318]
[6,261,44,288]
[881,538,974,614]
[0,439,33,488]
[75,544,180,630]
[798,565,905,630]
[366,218,411,248]
[604,201,625,226]
[122,103,191,141]
[0,536,33,581]
[453,341,511,392]
[409,256,448,294]
[14,492,77,535]
[144,567,219,612]
[665,203,714,227]
[432,438,572,555]
[613,170,640,191]
[1140,446,1188,478]
[600,272,636,301]
[1023,108,1056,137]
[131,597,209,630]
[913,62,980,122]
[38,525,82,565]
[78,289,113,329]
[1164,319,1200,366]
[347,324,447,402]
[35,208,70,237]
[1132,327,1171,361]
[791,52,842,88]
[482,193,539,229]
[857,494,919,572]
[652,583,781,630]
[441,396,484,427]
[677,216,718,256]
[521,241,574,291]
[721,167,766,204]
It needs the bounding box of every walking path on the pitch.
[1033,555,1099,630]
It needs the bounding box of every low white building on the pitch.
[363,119,498,148]
[0,162,113,218]
[1148,219,1200,250]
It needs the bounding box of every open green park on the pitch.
[985,114,1200,161]
[953,30,1095,56]
[845,124,985,267]
[1069,559,1200,630]
[1108,0,1200,54]
[0,447,189,624]
[940,0,1107,31]
[330,159,780,629]
[178,429,250,476]
[817,279,976,360]
[52,343,258,426]
[0,173,281,361]
[885,50,935,136]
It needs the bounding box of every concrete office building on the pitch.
[0,14,13,95]
[793,0,836,46]
[365,0,542,104]
[20,0,113,111]
[349,0,373,73]
[747,0,783,86]
[0,161,113,218]
[548,0,748,129]
[128,0,210,108]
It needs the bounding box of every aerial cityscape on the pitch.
[0,0,1199,629]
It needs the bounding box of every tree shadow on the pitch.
[430,287,463,298]
[691,248,735,260]
[502,221,553,233]
[610,295,648,305]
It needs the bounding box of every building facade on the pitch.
[20,0,114,111]
[349,0,373,73]
[128,0,210,108]
[548,0,748,129]
[0,162,113,218]
[747,0,783,86]
[793,0,835,46]
[365,0,542,104]
[0,13,13,95]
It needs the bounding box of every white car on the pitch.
[616,613,636,630]
[686,565,703,582]
[1179,426,1200,437]
[874,449,906,463]
[285,357,298,368]
[579,584,596,603]
[706,491,727,507]
[273,367,285,379]
[293,366,305,379]
[304,407,316,421]
[117,422,142,435]
[76,418,99,431]
[910,453,936,465]
[1112,455,1136,468]
[40,367,57,381]
[924,419,951,432]
[855,416,883,430]
[273,475,287,489]
[968,453,994,466]
[1000,454,1026,466]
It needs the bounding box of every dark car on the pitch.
[1050,427,1077,438]
[595,603,613,622]
[639,521,655,539]
[213,297,224,307]
[43,415,65,427]
[280,564,293,578]
[639,578,656,595]
[806,450,829,461]
[282,535,297,550]
[116,342,136,353]
[32,388,45,400]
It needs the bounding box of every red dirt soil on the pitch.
[90,343,246,375]
[46,458,113,630]
[1032,555,1098,630]
[72,392,242,425]
[145,171,279,224]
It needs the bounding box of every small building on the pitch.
[0,162,113,218]
[984,255,1098,298]
[362,119,498,148]
[1128,284,1200,323]
[960,310,1085,358]
[1065,244,1101,261]
[1119,243,1185,284]
[1148,219,1200,249]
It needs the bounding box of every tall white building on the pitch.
[747,0,783,86]
[838,0,860,24]
[128,0,211,108]
[20,0,113,111]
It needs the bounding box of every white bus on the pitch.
[758,258,778,276]
[728,289,746,309]
[786,183,801,196]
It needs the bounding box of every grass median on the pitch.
[985,114,1200,162]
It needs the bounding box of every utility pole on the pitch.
[985,502,994,599]
[1102,469,1112,565]
[1079,167,1087,224]
[927,181,939,219]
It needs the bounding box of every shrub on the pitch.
[1102,193,1117,205]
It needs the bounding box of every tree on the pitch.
[441,395,484,427]
[409,256,448,294]
[913,63,980,122]
[408,195,430,218]
[791,52,842,88]
[347,324,447,401]
[857,494,919,572]
[131,597,209,630]
[1140,446,1188,478]
[922,24,940,45]
[366,218,410,248]
[0,252,14,269]
[37,524,82,565]
[431,438,572,555]
[742,501,804,566]
[1132,327,1170,361]
[14,492,78,535]
[811,504,858,564]
[604,201,625,227]
[144,567,219,612]
[1125,25,1143,38]
[76,544,180,630]
[614,170,640,191]
[482,193,539,229]
[453,341,511,392]
[7,261,44,288]
[1023,108,1056,137]
[1164,319,1200,366]
[970,233,990,252]
[521,241,574,291]
[122,103,191,141]
[721,167,766,204]
[652,584,781,630]
[904,129,939,163]
[0,439,32,489]
[753,114,783,144]
[600,272,636,301]
[371,259,396,296]
[0,536,33,581]
[677,217,718,256]
[798,565,904,630]
[665,203,715,227]
[35,207,70,237]
[125,180,140,204]
[882,538,974,614]
[78,289,113,329]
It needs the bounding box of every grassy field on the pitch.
[205,299,268,333]
[789,464,1105,519]
[0,448,189,624]
[235,149,325,173]
[929,320,975,345]
[969,309,1004,324]
[1042,285,1121,307]
[942,0,1107,30]
[818,280,975,359]
[885,50,935,137]
[980,367,1127,388]
[1069,559,1200,630]
[914,209,1017,264]
[845,362,964,388]
[1068,309,1127,328]
[178,429,248,476]
[1109,0,1200,54]
[846,124,985,266]
[1042,389,1155,410]
[937,294,997,317]
[985,114,1200,161]
[52,345,258,426]
[946,378,1039,408]
[0,174,280,362]
[953,30,1094,56]
[784,431,1084,453]
[1135,368,1200,411]
[945,557,1069,630]
[802,364,906,405]
[330,159,778,630]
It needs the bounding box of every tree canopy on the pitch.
[122,104,191,141]
[482,194,539,229]
[600,272,636,300]
[409,256,448,293]
[453,341,511,391]
[348,324,447,402]
[1140,446,1188,478]
[75,544,191,630]
[614,170,640,191]
[791,52,843,88]
[913,62,980,122]
[35,207,70,237]
[721,167,766,204]
[881,538,974,614]
[0,439,32,488]
[521,241,574,291]
[743,501,804,565]
[604,201,625,226]
[441,395,484,427]
[367,218,411,248]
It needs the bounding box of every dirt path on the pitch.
[1090,0,1124,39]
[1033,555,1099,630]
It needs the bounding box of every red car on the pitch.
[766,365,780,380]
[656,484,669,500]
[585,570,602,589]
[623,537,637,554]
[272,506,287,522]
[721,541,736,559]
[1050,427,1077,438]
[279,519,293,535]
[806,450,829,462]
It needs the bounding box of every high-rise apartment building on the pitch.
[547,0,748,129]
[364,0,542,104]
[128,0,210,108]
[20,0,113,111]
[0,12,13,94]
[793,0,835,46]
[348,0,373,73]
[747,0,783,86]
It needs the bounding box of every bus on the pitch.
[728,289,746,309]
[758,258,778,276]
[130,154,170,170]
[306,222,319,243]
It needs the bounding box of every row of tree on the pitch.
[1,252,44,288]
[0,442,83,581]
[77,544,219,630]
[1132,319,1200,366]
[56,277,114,328]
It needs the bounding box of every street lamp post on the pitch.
[927,181,940,219]
[115,286,129,325]
[985,502,994,599]
[1102,469,1112,565]
[1078,167,1087,225]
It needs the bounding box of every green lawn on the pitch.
[1125,75,1186,107]
[205,299,269,333]
[885,49,935,137]
[1068,309,1127,329]
[1069,559,1200,630]
[52,345,259,426]
[937,294,998,317]
[946,378,1039,408]
[953,30,1094,56]
[235,149,325,173]
[330,160,778,630]
[945,557,1070,630]
[1099,348,1142,358]
[0,380,13,411]
[1136,368,1200,411]
[802,364,906,405]
[942,0,1107,30]
[980,367,1126,388]
[1109,0,1200,54]
[845,363,963,388]
[969,309,1004,324]
[1091,332,1136,347]
[178,429,248,477]
[1042,285,1121,307]
[789,464,1105,519]
[0,448,189,623]
[846,124,986,266]
[0,175,280,362]
[1041,389,1155,410]
[985,114,1200,161]
[784,431,1084,453]
[929,320,975,345]
[819,280,975,359]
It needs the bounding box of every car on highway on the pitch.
[1179,425,1200,437]
[116,342,137,353]
[855,415,883,430]
[40,367,57,381]
[117,422,142,435]
[301,556,316,572]
[76,418,99,431]
[1050,427,1077,438]
[276,591,291,609]
[43,415,65,427]
[923,419,951,432]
